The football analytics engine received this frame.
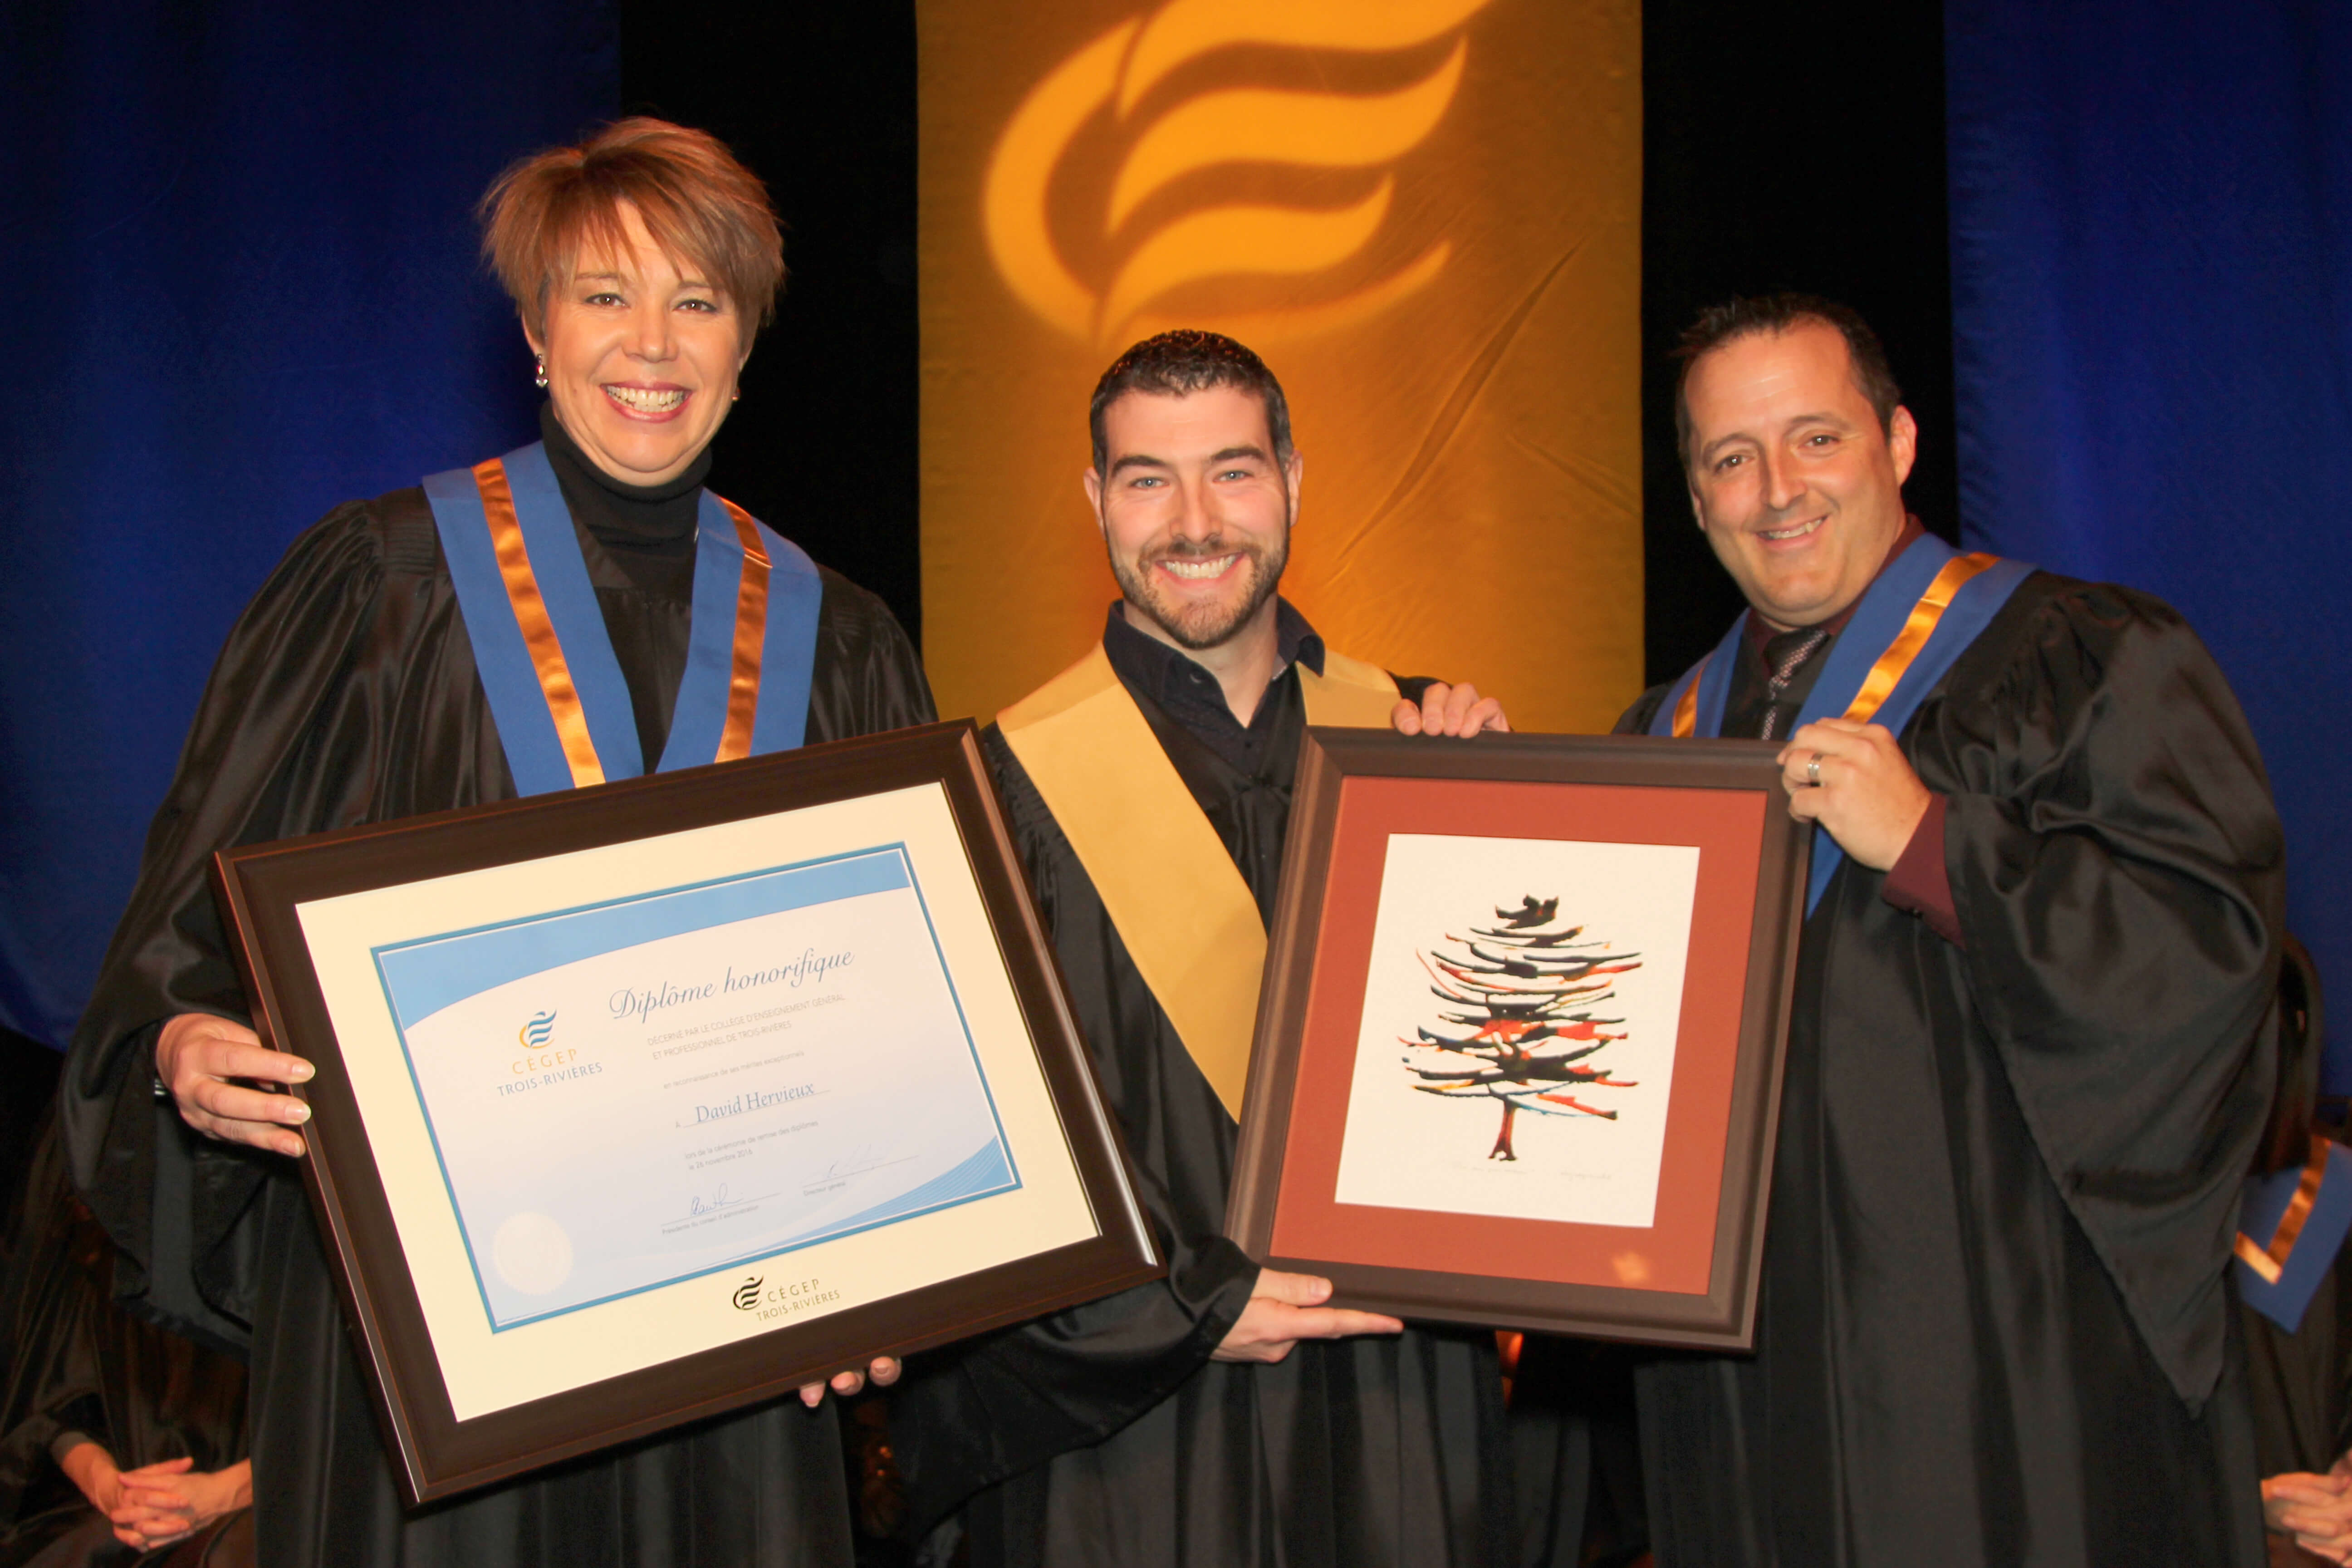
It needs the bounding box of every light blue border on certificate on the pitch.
[374,850,911,1028]
[364,843,1022,1332]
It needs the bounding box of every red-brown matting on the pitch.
[1267,775,1765,1295]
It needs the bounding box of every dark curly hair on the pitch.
[1088,330,1294,475]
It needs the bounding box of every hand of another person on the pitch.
[1392,682,1510,738]
[2267,1467,2352,1563]
[57,1440,126,1518]
[118,1457,252,1547]
[156,1013,314,1156]
[799,1356,902,1408]
[1211,1269,1404,1364]
[1776,718,1932,871]
[58,1442,186,1551]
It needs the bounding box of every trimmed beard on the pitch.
[1109,526,1291,651]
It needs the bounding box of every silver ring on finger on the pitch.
[1806,752,1823,787]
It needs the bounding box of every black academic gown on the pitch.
[2241,1240,2352,1488]
[1617,575,2283,1567]
[58,470,936,1568]
[0,1115,249,1564]
[892,664,1509,1568]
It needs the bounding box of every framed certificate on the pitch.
[1226,729,1808,1350]
[211,721,1161,1504]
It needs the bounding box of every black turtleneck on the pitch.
[539,402,708,596]
[535,402,713,760]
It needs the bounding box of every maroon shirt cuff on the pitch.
[1882,794,1964,948]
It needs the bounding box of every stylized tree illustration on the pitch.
[1401,895,1643,1161]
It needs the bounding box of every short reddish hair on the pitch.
[479,118,784,343]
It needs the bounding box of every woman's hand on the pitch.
[58,1442,195,1551]
[1392,682,1510,737]
[57,1440,126,1517]
[798,1356,902,1408]
[1212,1269,1403,1364]
[117,1457,253,1547]
[156,1013,314,1156]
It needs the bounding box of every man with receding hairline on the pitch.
[892,329,1513,1568]
[1620,293,2284,1565]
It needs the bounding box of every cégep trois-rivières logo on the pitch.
[984,0,1495,348]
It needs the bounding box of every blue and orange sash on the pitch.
[424,441,822,796]
[2235,1134,2352,1333]
[1648,533,2034,913]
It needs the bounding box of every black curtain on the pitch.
[1638,0,1956,686]
[621,2,924,644]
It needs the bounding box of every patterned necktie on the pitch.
[1755,625,1832,741]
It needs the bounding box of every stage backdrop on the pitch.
[0,3,614,1048]
[1945,1,2352,1084]
[916,0,1643,729]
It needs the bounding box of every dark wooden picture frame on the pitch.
[1227,730,1808,1350]
[212,720,1161,1505]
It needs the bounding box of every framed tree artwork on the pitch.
[1225,729,1809,1351]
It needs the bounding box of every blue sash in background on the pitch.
[2237,1137,2352,1333]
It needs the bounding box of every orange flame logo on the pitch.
[985,0,1494,347]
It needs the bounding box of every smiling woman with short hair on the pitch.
[59,118,931,1568]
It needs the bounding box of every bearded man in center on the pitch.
[892,331,1515,1568]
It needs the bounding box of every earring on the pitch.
[731,387,741,403]
[534,355,549,390]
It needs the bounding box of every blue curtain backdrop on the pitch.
[1946,3,2352,1083]
[0,4,616,1048]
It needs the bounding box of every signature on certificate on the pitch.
[686,1183,777,1219]
[802,1144,919,1197]
[826,1144,925,1181]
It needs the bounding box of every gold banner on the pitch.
[918,0,1642,729]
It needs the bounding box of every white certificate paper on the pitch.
[371,845,1014,1330]
[292,782,1106,1424]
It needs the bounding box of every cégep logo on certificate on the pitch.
[732,1277,764,1312]
[517,1009,557,1049]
